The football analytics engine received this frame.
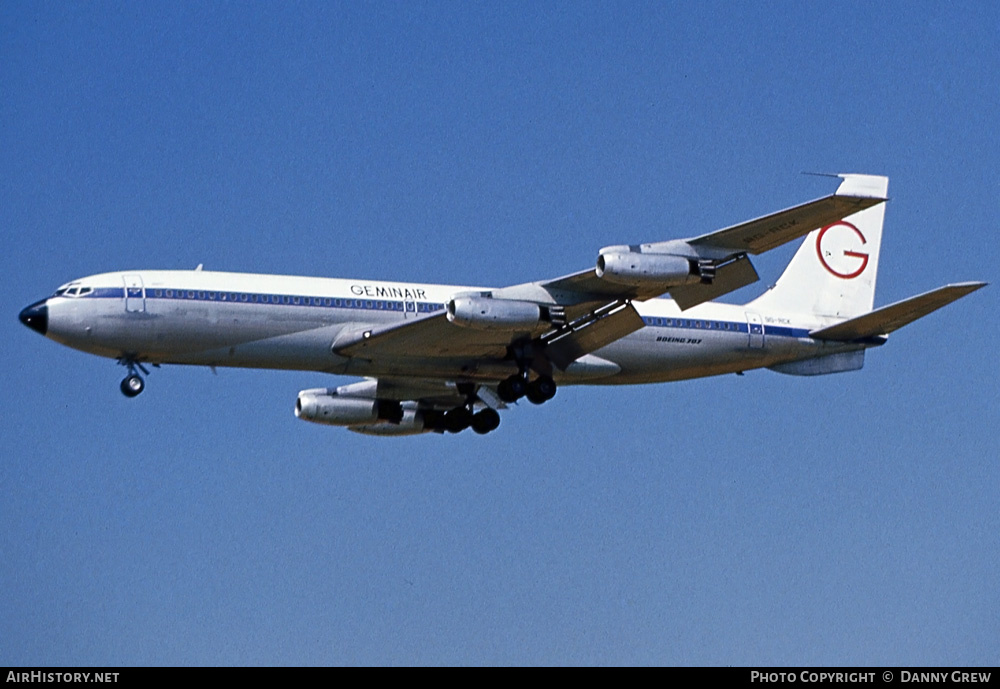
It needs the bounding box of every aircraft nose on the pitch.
[19,299,48,335]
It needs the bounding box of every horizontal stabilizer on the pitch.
[810,282,987,342]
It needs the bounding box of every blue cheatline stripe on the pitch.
[641,316,810,339]
[642,316,749,334]
[763,324,812,338]
[78,286,446,314]
[80,288,811,336]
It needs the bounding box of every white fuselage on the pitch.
[37,269,857,385]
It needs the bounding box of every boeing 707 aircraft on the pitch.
[18,174,985,436]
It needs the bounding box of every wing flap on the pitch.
[669,254,760,310]
[810,282,986,341]
[544,301,645,369]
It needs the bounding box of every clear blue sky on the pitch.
[3,1,997,666]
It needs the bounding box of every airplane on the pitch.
[18,173,985,436]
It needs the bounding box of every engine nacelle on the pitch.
[348,409,431,436]
[295,389,403,427]
[595,251,701,288]
[446,296,543,331]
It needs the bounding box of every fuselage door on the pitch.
[746,311,764,348]
[403,300,417,320]
[124,274,145,313]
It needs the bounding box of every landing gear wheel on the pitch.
[444,407,474,433]
[526,375,556,405]
[471,408,501,435]
[497,375,527,403]
[120,374,145,398]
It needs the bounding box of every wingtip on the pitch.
[950,281,989,291]
[833,173,889,199]
[801,172,889,200]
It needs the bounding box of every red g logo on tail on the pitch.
[816,221,869,279]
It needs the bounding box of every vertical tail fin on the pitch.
[748,174,889,319]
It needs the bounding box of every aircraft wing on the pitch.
[507,173,886,309]
[335,174,888,372]
[334,311,512,360]
[333,298,646,376]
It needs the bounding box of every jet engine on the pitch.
[595,250,702,288]
[348,408,431,436]
[446,296,544,331]
[295,388,502,436]
[295,388,403,426]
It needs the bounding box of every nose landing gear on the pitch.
[117,357,150,398]
[120,374,145,397]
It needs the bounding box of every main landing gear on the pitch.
[421,382,504,436]
[497,373,556,405]
[118,357,150,398]
[496,340,557,405]
[445,406,501,435]
[424,405,501,435]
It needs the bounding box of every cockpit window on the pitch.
[55,285,94,298]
